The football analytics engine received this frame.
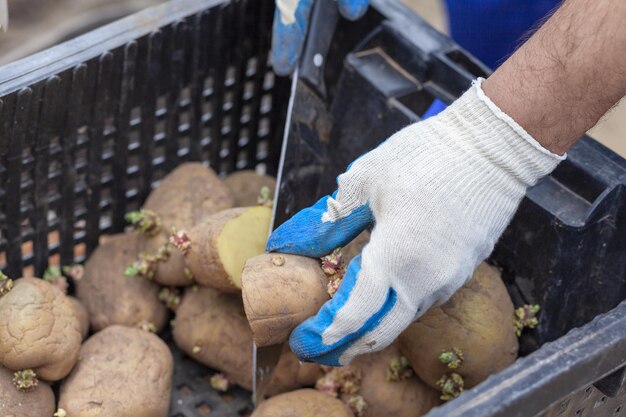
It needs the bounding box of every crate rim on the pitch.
[425,299,626,417]
[0,0,226,96]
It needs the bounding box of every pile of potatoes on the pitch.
[0,163,531,417]
[243,248,521,417]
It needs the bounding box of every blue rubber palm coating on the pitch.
[266,193,373,257]
[289,255,398,366]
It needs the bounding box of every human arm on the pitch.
[483,0,626,154]
[267,0,626,366]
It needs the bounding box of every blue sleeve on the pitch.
[444,0,560,69]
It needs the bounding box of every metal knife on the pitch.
[252,0,340,406]
[252,66,300,406]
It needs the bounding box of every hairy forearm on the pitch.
[483,0,626,155]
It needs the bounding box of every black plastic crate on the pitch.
[0,0,625,417]
[0,0,288,415]
[0,0,290,277]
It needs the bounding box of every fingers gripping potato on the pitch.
[59,325,173,417]
[0,277,82,381]
[76,233,168,332]
[242,253,329,346]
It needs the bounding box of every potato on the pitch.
[349,344,440,417]
[268,345,325,396]
[68,296,90,339]
[134,163,236,286]
[59,325,173,417]
[242,253,329,346]
[0,277,82,381]
[144,162,235,231]
[224,170,276,206]
[173,285,321,395]
[398,262,518,393]
[174,206,272,292]
[0,365,55,417]
[76,233,168,332]
[252,389,355,417]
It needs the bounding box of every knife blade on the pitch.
[252,0,340,405]
[252,67,300,406]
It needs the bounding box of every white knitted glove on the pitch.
[267,78,565,366]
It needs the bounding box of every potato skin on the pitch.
[144,162,235,230]
[140,237,191,287]
[59,325,173,417]
[76,233,168,332]
[173,286,251,386]
[252,389,354,417]
[68,296,90,339]
[268,346,324,397]
[0,365,56,417]
[224,170,276,206]
[349,344,440,417]
[180,208,250,293]
[0,277,82,381]
[173,285,319,395]
[399,262,519,389]
[242,253,329,346]
[141,162,235,286]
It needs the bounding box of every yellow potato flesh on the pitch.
[217,206,271,287]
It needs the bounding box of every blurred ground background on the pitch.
[0,0,165,65]
[0,0,623,157]
[403,0,626,157]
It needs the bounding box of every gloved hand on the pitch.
[272,0,369,75]
[267,78,564,366]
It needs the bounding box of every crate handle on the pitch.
[593,366,626,398]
